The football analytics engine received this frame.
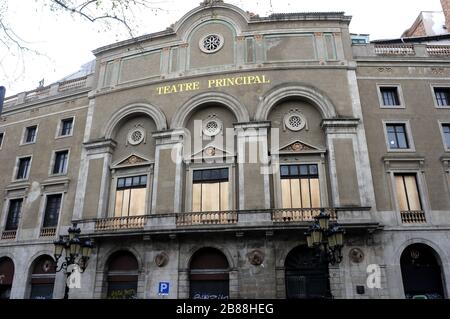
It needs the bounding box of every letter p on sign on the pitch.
[158,282,170,295]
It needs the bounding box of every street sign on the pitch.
[158,282,170,295]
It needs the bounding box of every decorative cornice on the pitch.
[84,139,117,151]
[233,121,271,129]
[321,118,360,128]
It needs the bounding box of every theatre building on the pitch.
[0,0,449,299]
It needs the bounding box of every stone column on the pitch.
[235,122,271,210]
[74,140,116,221]
[178,269,189,299]
[322,119,366,208]
[229,269,239,299]
[152,130,185,214]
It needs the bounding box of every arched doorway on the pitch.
[29,255,56,299]
[106,251,139,299]
[285,246,331,299]
[401,243,445,299]
[0,257,14,299]
[189,247,229,299]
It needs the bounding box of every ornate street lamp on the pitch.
[304,209,345,265]
[53,223,95,299]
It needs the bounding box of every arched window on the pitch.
[106,251,139,299]
[189,247,229,299]
[285,246,330,299]
[401,243,445,299]
[0,257,14,299]
[29,255,56,299]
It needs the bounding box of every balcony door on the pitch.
[280,164,321,209]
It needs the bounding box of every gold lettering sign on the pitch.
[156,75,270,95]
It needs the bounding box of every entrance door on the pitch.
[285,246,331,299]
[0,257,14,299]
[106,251,139,299]
[189,248,229,299]
[29,255,56,299]
[401,244,445,299]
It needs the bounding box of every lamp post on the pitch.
[304,209,345,265]
[53,223,94,299]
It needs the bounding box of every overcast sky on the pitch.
[0,0,444,96]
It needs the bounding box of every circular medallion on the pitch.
[199,34,224,54]
[205,147,216,156]
[284,112,306,132]
[247,250,265,266]
[349,248,365,264]
[155,252,169,267]
[202,118,222,137]
[127,127,145,146]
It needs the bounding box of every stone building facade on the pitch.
[0,0,449,299]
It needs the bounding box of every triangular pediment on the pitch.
[113,153,152,167]
[278,140,322,153]
[191,144,233,159]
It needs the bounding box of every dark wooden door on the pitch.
[401,244,445,299]
[285,246,331,299]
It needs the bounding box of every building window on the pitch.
[0,132,4,149]
[114,175,147,217]
[442,124,450,149]
[52,150,69,175]
[42,194,62,228]
[24,125,37,144]
[380,87,401,106]
[386,124,409,149]
[59,118,73,136]
[434,87,450,107]
[16,157,31,180]
[5,199,23,231]
[394,174,422,212]
[280,164,321,209]
[192,168,229,212]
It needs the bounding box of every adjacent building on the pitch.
[0,0,449,299]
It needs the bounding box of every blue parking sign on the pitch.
[158,282,170,295]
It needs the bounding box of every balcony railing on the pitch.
[353,43,450,58]
[58,76,88,92]
[374,44,415,56]
[74,207,379,235]
[95,215,147,231]
[40,227,57,238]
[426,45,450,56]
[272,208,337,223]
[3,75,92,109]
[1,230,17,240]
[176,211,238,226]
[400,210,427,224]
